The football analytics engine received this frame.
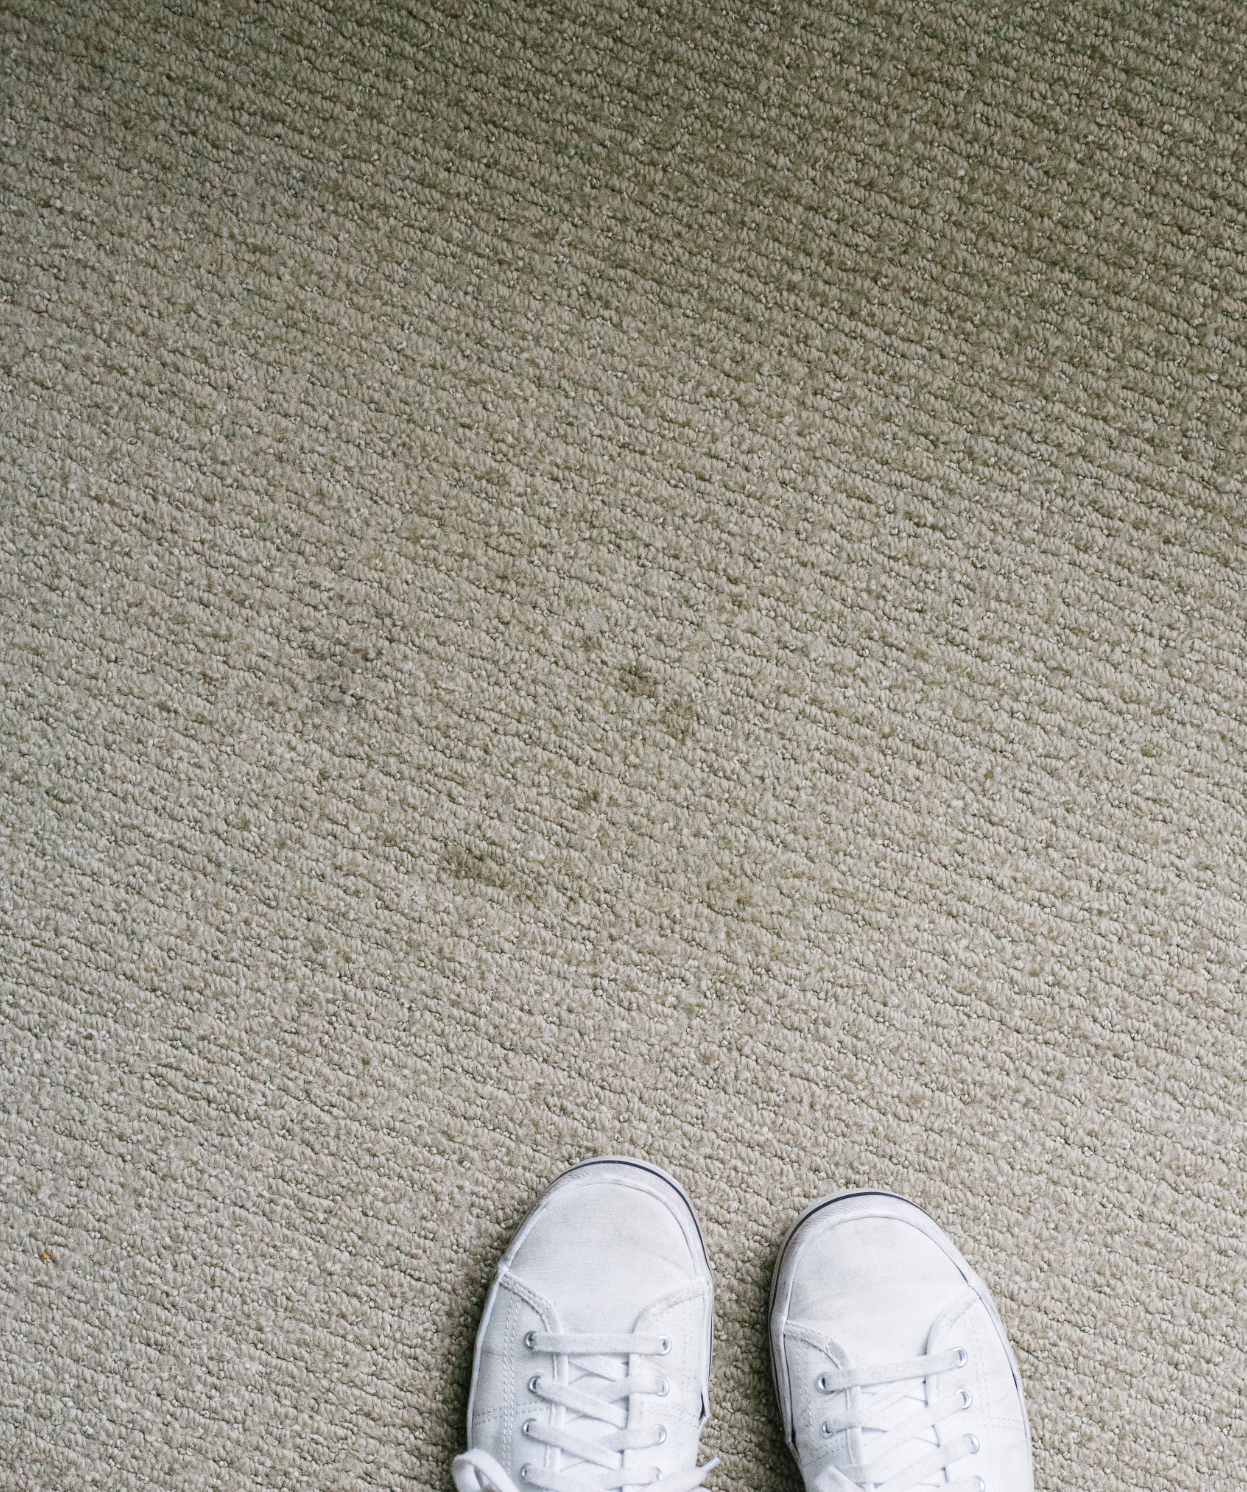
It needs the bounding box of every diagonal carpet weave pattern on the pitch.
[2,1,1245,1489]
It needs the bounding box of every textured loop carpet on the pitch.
[2,0,1245,1488]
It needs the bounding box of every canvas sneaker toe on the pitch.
[770,1191,1032,1492]
[454,1157,715,1492]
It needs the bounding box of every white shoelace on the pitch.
[810,1347,983,1492]
[452,1331,717,1492]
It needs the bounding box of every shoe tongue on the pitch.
[858,1382,942,1489]
[851,1298,978,1492]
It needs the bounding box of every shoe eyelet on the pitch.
[529,1375,542,1394]
[959,1388,973,1408]
[966,1434,981,1455]
[657,1378,670,1397]
[820,1422,832,1438]
[954,1348,968,1367]
[523,1420,536,1438]
[815,1374,830,1393]
[651,1471,663,1482]
[972,1479,985,1492]
[658,1336,672,1355]
[656,1426,667,1445]
[519,1467,533,1483]
[524,1331,537,1350]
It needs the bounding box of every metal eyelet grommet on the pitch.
[815,1374,830,1393]
[657,1378,670,1397]
[959,1388,973,1408]
[518,1467,533,1483]
[821,1422,833,1437]
[966,1434,981,1454]
[658,1337,672,1355]
[656,1426,667,1445]
[954,1348,968,1367]
[524,1331,537,1350]
[523,1420,535,1437]
[529,1375,542,1394]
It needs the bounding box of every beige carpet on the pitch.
[2,0,1245,1487]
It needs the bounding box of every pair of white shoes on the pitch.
[452,1158,1033,1492]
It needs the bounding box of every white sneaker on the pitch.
[770,1191,1033,1492]
[452,1157,717,1492]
